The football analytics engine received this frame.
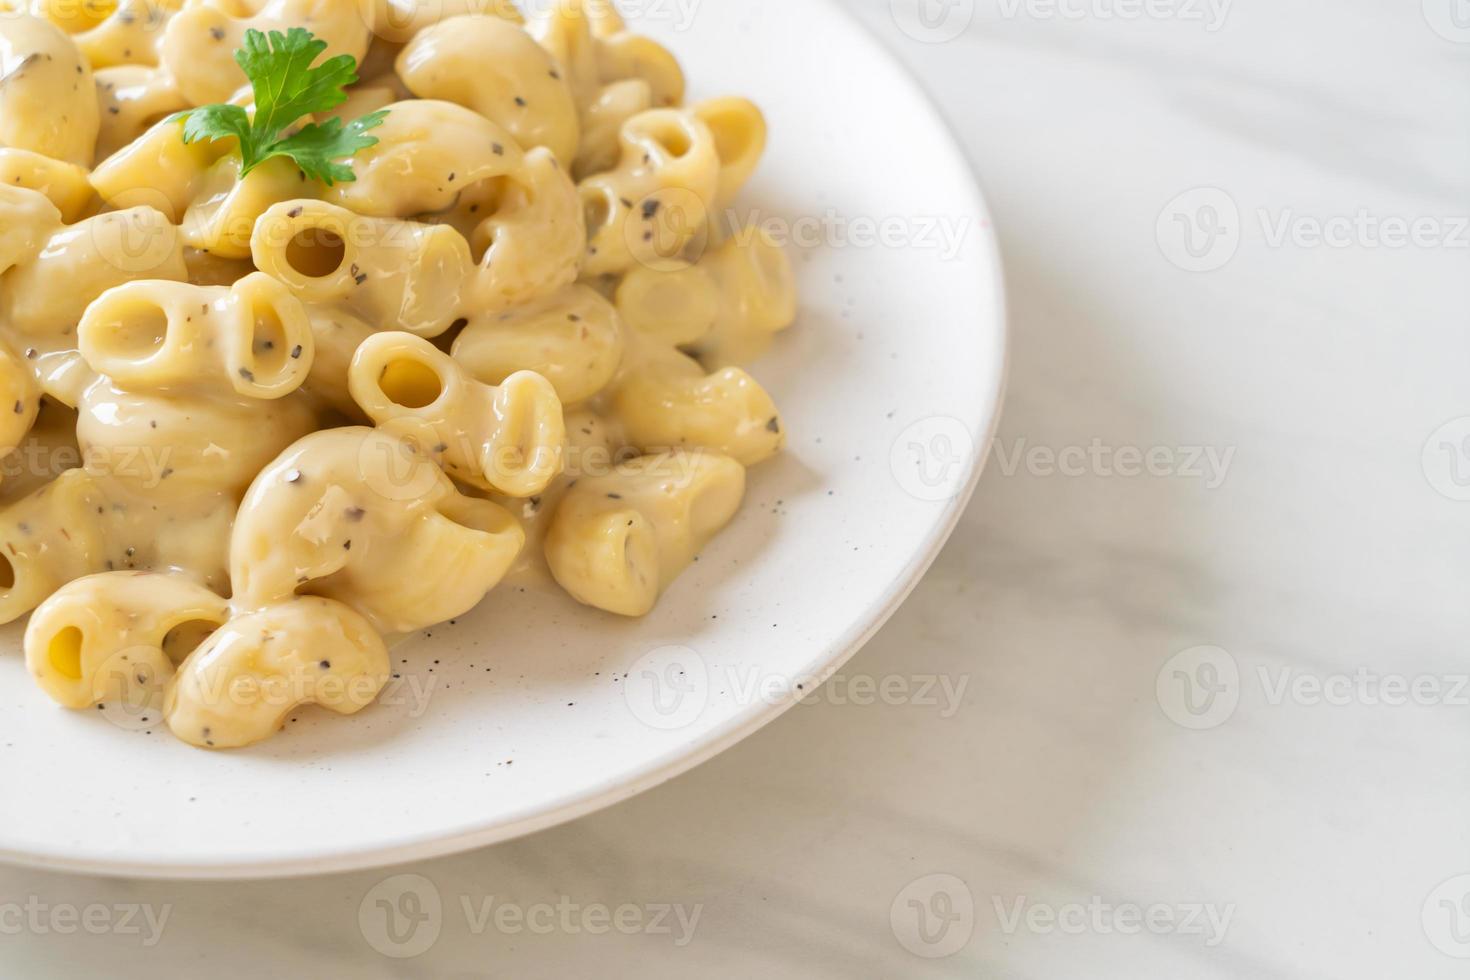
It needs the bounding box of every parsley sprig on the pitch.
[171,27,387,186]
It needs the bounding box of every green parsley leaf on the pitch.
[170,27,386,186]
[261,110,389,185]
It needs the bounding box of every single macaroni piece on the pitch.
[350,331,566,496]
[463,147,586,313]
[161,0,371,107]
[0,15,100,166]
[614,260,717,348]
[617,226,796,365]
[75,0,183,70]
[3,201,188,405]
[397,15,580,165]
[164,595,389,748]
[452,284,625,405]
[77,380,316,498]
[529,0,685,178]
[0,149,91,222]
[78,272,316,399]
[26,570,230,710]
[183,156,320,259]
[324,99,525,219]
[580,98,768,278]
[4,206,188,339]
[75,274,318,503]
[229,427,526,633]
[579,107,721,278]
[252,199,473,338]
[690,97,767,210]
[5,206,187,336]
[545,450,745,616]
[610,335,784,467]
[90,116,228,220]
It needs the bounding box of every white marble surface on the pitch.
[4,0,1469,975]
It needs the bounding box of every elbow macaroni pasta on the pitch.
[0,149,92,222]
[528,0,684,178]
[161,0,371,107]
[397,15,579,165]
[545,450,745,617]
[251,198,473,338]
[228,427,526,633]
[5,1,798,748]
[26,570,231,709]
[348,331,566,496]
[452,284,625,405]
[0,15,100,166]
[164,595,389,748]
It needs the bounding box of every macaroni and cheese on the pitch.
[1,0,797,748]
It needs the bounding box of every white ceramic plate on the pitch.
[0,0,1006,878]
